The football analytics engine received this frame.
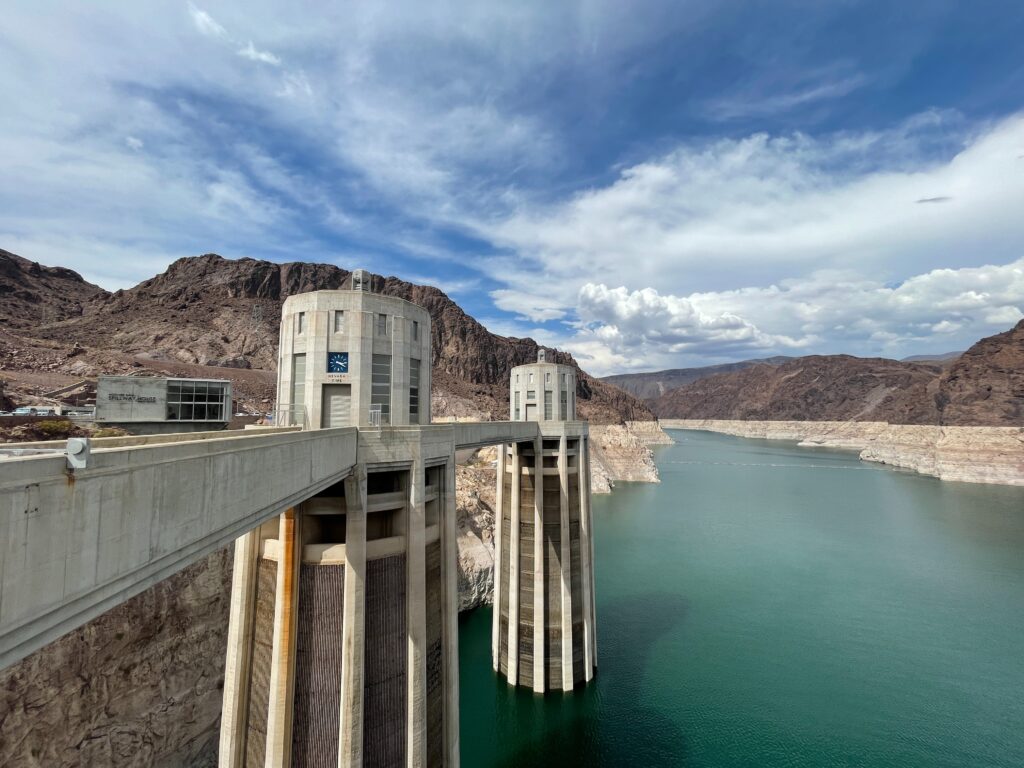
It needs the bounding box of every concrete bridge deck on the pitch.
[0,421,544,669]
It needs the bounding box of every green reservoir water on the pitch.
[459,429,1024,767]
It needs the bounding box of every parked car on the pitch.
[12,406,57,416]
[0,411,11,417]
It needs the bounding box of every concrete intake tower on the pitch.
[493,351,598,691]
[219,271,458,767]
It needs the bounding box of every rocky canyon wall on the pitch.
[455,450,499,612]
[588,421,671,493]
[662,419,1024,486]
[0,549,231,768]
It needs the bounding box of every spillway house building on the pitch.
[94,375,232,433]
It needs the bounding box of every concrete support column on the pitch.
[491,445,505,671]
[579,437,596,678]
[265,508,302,768]
[584,436,598,667]
[406,453,427,768]
[442,457,461,767]
[219,529,260,767]
[506,443,521,684]
[339,468,367,768]
[532,437,545,693]
[558,436,574,691]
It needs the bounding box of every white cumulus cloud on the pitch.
[565,259,1024,374]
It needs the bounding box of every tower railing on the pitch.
[368,405,389,432]
[266,404,309,430]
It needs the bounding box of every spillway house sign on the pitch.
[107,393,158,403]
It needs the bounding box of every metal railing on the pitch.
[368,406,388,430]
[264,405,309,430]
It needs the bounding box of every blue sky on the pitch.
[2,1,1023,374]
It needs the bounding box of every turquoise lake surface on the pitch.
[459,429,1024,767]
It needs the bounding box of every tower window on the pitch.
[290,354,306,427]
[409,358,420,421]
[296,312,306,334]
[371,354,391,423]
[514,391,520,420]
[334,310,344,333]
[377,313,388,336]
[412,320,419,341]
[544,390,552,420]
[526,390,535,401]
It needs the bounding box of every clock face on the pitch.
[327,352,349,374]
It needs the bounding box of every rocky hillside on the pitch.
[936,319,1023,425]
[652,355,944,423]
[652,321,1024,427]
[602,356,792,399]
[0,248,106,329]
[0,251,652,423]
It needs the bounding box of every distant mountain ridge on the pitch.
[650,355,943,423]
[649,321,1023,427]
[0,250,652,423]
[901,351,963,363]
[602,356,793,399]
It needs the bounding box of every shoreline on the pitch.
[660,419,1024,487]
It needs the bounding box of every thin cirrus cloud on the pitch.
[703,72,868,121]
[187,2,226,39]
[189,3,282,67]
[238,41,282,66]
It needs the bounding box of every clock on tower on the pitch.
[327,352,349,374]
